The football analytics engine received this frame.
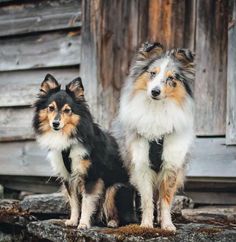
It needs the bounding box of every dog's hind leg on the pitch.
[78,179,104,229]
[103,184,120,228]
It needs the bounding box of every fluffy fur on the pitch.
[33,74,129,229]
[113,42,195,231]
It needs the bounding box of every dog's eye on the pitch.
[166,77,176,87]
[149,72,156,78]
[64,108,72,114]
[48,106,55,112]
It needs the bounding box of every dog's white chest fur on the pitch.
[37,131,88,180]
[120,92,193,140]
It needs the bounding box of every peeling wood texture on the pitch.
[0,0,81,37]
[148,0,196,50]
[80,0,149,128]
[0,68,80,107]
[194,0,228,135]
[226,0,236,144]
[0,108,34,141]
[0,31,81,71]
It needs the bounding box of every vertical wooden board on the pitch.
[226,0,236,144]
[195,0,228,135]
[80,0,149,128]
[148,0,196,50]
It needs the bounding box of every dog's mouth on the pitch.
[53,127,61,131]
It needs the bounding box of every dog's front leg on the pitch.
[160,131,192,232]
[78,179,104,229]
[64,181,80,227]
[130,137,154,228]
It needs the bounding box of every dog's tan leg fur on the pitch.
[104,185,120,228]
[159,168,184,232]
[78,179,104,229]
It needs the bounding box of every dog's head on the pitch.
[132,42,195,105]
[33,74,85,136]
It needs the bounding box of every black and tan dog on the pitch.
[33,74,129,229]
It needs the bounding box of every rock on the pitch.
[27,220,236,242]
[172,196,194,214]
[0,199,35,226]
[182,206,236,223]
[20,193,69,215]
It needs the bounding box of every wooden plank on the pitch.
[0,31,81,71]
[0,141,53,177]
[188,138,236,178]
[148,0,196,50]
[195,0,228,135]
[226,0,236,145]
[0,0,81,37]
[0,107,34,141]
[0,68,80,107]
[185,192,236,205]
[81,0,149,128]
[0,176,58,194]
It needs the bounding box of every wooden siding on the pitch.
[194,0,228,136]
[0,0,81,36]
[226,0,236,144]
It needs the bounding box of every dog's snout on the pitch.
[52,120,60,128]
[151,87,161,98]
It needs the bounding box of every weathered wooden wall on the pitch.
[0,0,81,177]
[226,0,236,145]
[0,0,235,198]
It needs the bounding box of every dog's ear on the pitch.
[40,74,60,95]
[172,48,195,65]
[66,77,84,101]
[137,42,164,61]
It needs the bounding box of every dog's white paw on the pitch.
[161,222,176,232]
[77,223,90,230]
[65,219,78,227]
[107,220,119,228]
[140,221,153,228]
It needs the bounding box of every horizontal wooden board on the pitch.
[0,107,34,141]
[188,138,236,177]
[0,138,236,178]
[0,141,53,177]
[0,31,81,71]
[0,68,80,107]
[0,0,81,37]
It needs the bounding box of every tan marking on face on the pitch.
[165,70,174,77]
[38,108,51,133]
[133,72,149,93]
[47,101,58,124]
[78,159,91,175]
[163,80,186,105]
[60,104,80,136]
[150,66,161,74]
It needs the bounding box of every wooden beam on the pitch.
[0,0,81,37]
[226,0,236,145]
[194,0,228,135]
[0,68,80,107]
[0,31,81,71]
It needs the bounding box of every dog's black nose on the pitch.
[52,120,60,128]
[151,88,161,97]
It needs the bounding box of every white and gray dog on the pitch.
[113,42,195,231]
